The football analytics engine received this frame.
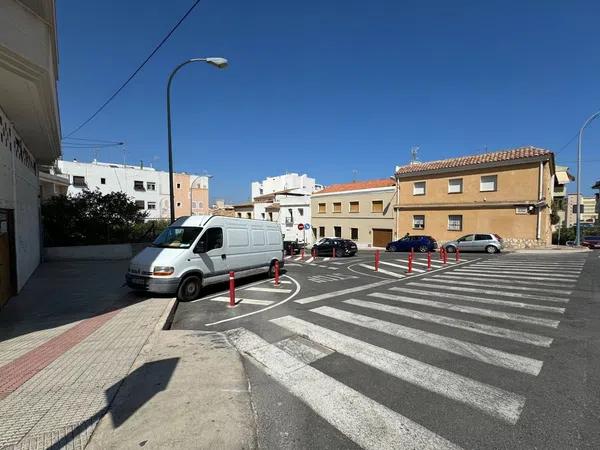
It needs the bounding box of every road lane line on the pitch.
[295,279,396,304]
[271,316,526,424]
[245,287,292,293]
[468,265,581,274]
[305,257,314,263]
[435,272,576,286]
[210,296,274,306]
[380,261,425,272]
[311,306,543,376]
[390,287,565,314]
[449,270,578,281]
[429,276,572,295]
[344,299,553,347]
[452,268,579,279]
[226,328,461,450]
[396,258,443,269]
[369,292,560,328]
[407,282,568,304]
[358,264,406,278]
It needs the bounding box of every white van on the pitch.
[126,215,284,301]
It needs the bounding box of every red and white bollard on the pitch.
[456,248,460,262]
[443,248,448,264]
[332,247,336,258]
[427,251,432,270]
[439,247,444,261]
[375,249,380,271]
[407,252,413,274]
[228,271,236,307]
[274,260,280,286]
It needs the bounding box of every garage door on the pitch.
[372,229,393,248]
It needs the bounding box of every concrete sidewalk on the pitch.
[0,261,255,449]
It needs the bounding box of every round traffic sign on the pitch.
[297,223,304,230]
[304,223,311,230]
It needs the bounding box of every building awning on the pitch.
[555,171,573,184]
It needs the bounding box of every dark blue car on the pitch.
[386,235,438,252]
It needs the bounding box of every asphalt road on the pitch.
[171,249,599,449]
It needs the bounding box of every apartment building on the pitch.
[552,165,574,227]
[57,160,210,220]
[394,146,555,248]
[311,179,396,248]
[565,193,598,227]
[1,0,61,304]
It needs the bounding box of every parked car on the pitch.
[284,240,304,255]
[582,236,600,249]
[311,238,357,257]
[126,216,284,301]
[386,235,438,252]
[443,233,504,254]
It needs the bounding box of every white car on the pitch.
[126,215,283,301]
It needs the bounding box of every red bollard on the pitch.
[228,271,235,307]
[407,252,413,274]
[291,246,294,257]
[301,247,305,260]
[443,248,448,264]
[312,247,317,261]
[333,247,336,258]
[427,251,432,270]
[375,249,380,271]
[410,247,415,259]
[439,247,444,261]
[274,260,280,286]
[456,248,460,262]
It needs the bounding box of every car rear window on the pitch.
[493,234,502,240]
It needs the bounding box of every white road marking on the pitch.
[305,257,314,263]
[226,328,461,450]
[380,261,425,273]
[407,282,568,304]
[272,316,526,424]
[294,256,302,261]
[391,287,565,314]
[468,265,581,274]
[245,286,292,293]
[210,296,274,306]
[295,280,396,304]
[450,269,578,282]
[311,306,543,376]
[455,268,580,279]
[205,276,301,326]
[475,262,585,267]
[345,299,553,347]
[429,275,572,295]
[270,280,292,284]
[284,263,302,267]
[332,261,347,265]
[358,264,406,278]
[274,336,333,365]
[436,271,576,287]
[369,292,560,328]
[396,258,443,269]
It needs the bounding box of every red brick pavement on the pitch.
[0,310,120,400]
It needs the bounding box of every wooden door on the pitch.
[372,228,393,248]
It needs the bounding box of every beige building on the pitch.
[394,147,556,248]
[565,193,598,227]
[552,165,574,228]
[173,173,210,218]
[311,179,396,248]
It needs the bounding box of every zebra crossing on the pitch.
[354,254,474,279]
[227,254,587,448]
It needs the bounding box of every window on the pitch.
[448,215,463,231]
[196,228,223,253]
[448,178,463,194]
[480,175,497,192]
[318,203,326,213]
[475,234,492,241]
[413,181,426,195]
[176,202,182,207]
[73,176,86,187]
[147,182,156,191]
[351,228,359,240]
[298,208,304,216]
[246,213,252,219]
[237,213,242,218]
[134,180,145,191]
[333,202,342,213]
[372,200,384,213]
[319,226,325,237]
[349,201,359,213]
[413,215,425,229]
[176,183,181,189]
[261,213,266,219]
[100,178,106,185]
[334,226,342,238]
[154,226,202,249]
[268,212,273,221]
[572,204,584,213]
[458,234,474,242]
[135,200,145,210]
[147,202,156,210]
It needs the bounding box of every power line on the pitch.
[63,0,203,138]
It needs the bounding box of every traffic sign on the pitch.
[304,223,311,230]
[297,224,304,230]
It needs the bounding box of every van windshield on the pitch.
[152,227,202,249]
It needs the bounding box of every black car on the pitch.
[311,238,357,257]
[386,235,438,252]
[284,240,304,255]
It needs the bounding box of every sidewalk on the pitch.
[0,261,255,449]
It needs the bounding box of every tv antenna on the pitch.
[410,146,420,165]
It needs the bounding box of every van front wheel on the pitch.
[177,275,202,301]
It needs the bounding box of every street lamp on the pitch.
[575,110,600,246]
[166,57,228,223]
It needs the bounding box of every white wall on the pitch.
[251,173,320,199]
[0,105,41,291]
[278,195,313,244]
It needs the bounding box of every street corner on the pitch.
[172,274,301,330]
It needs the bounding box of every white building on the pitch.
[56,160,210,220]
[236,173,322,244]
[1,0,61,304]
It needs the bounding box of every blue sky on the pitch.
[57,0,600,202]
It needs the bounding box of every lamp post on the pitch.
[575,110,600,246]
[166,57,228,223]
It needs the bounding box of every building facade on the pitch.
[1,0,61,305]
[394,147,555,248]
[565,193,598,227]
[552,165,574,228]
[56,160,210,220]
[311,179,396,248]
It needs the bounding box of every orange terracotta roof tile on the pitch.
[395,146,553,176]
[314,178,395,194]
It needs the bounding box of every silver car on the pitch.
[443,233,503,254]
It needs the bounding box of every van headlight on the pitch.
[153,266,175,276]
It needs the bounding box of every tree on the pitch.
[42,190,149,246]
